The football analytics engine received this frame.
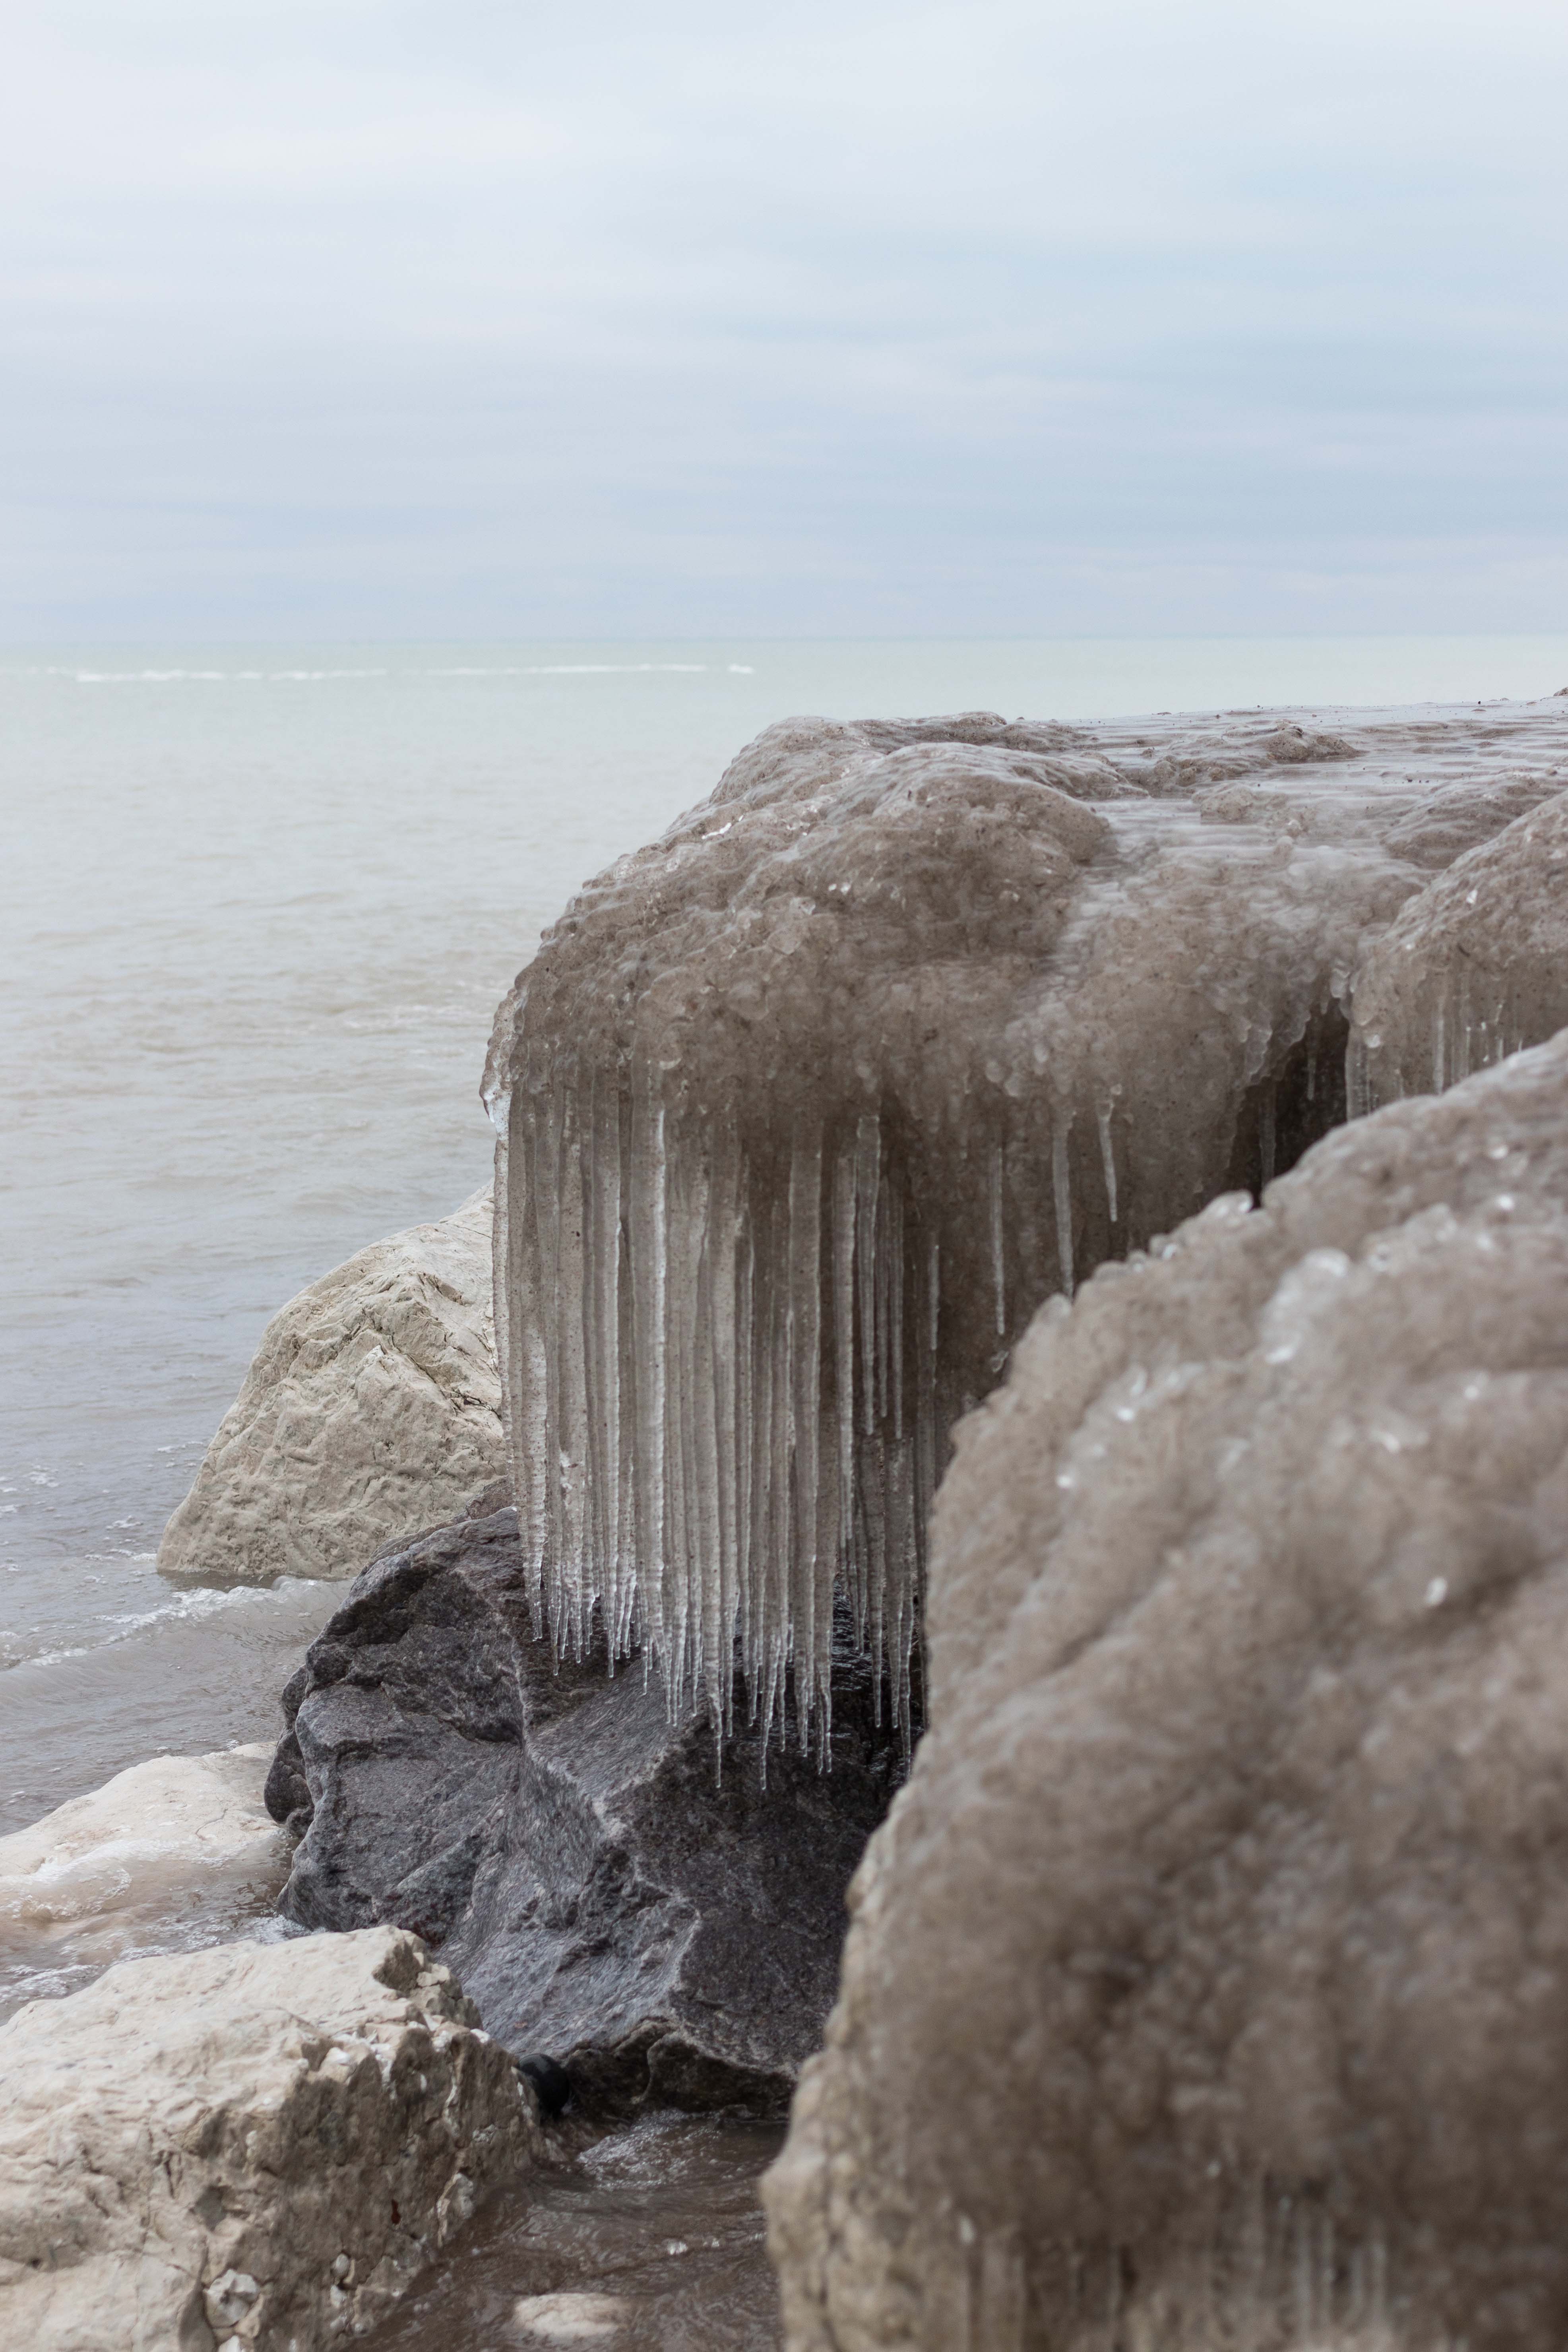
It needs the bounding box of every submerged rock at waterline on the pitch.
[0,1924,541,2352]
[0,1744,286,2019]
[1350,786,1568,1112]
[766,1031,1568,2352]
[483,710,1422,1753]
[270,1504,911,2114]
[158,1188,503,1587]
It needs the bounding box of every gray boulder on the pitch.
[268,1502,912,2114]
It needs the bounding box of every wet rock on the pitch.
[0,1923,541,2351]
[765,1031,1568,2352]
[0,1745,287,2021]
[158,1188,502,1587]
[271,1506,912,2114]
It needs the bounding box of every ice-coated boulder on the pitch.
[0,1744,286,2020]
[0,1924,541,2352]
[1351,787,1568,1111]
[764,1031,1568,2352]
[158,1188,503,1586]
[269,1503,910,2114]
[483,711,1415,1749]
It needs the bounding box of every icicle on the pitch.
[1259,1081,1277,1190]
[989,1143,1006,1338]
[1052,1113,1075,1300]
[1096,1099,1118,1224]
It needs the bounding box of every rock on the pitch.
[1351,787,1568,1110]
[0,1922,541,2352]
[269,1505,912,2114]
[158,1188,504,1587]
[765,1031,1568,2352]
[0,1745,287,2019]
[483,711,1415,1752]
[510,2293,636,2342]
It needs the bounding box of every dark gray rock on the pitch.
[268,1505,913,2115]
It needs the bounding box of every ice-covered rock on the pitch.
[764,1031,1568,2352]
[0,1922,541,2352]
[0,1744,286,2019]
[158,1188,503,1587]
[269,1503,910,2114]
[484,713,1416,1749]
[1351,787,1568,1111]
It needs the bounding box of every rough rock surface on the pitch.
[0,1745,287,2021]
[483,709,1427,1740]
[1350,787,1568,1110]
[269,1503,912,2114]
[765,1031,1568,2352]
[0,1923,541,2352]
[158,1189,502,1587]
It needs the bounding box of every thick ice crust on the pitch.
[157,1189,503,1586]
[1350,787,1568,1111]
[764,1032,1568,2352]
[0,1924,541,2351]
[484,706,1479,1740]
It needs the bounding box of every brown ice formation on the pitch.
[484,710,1427,1746]
[765,1030,1568,2352]
[1350,786,1568,1112]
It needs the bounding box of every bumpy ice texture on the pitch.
[764,1032,1568,2352]
[484,712,1410,1747]
[1350,787,1568,1112]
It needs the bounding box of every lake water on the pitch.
[4,631,1567,1829]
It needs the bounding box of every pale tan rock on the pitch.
[0,1923,542,2352]
[157,1189,504,1586]
[0,1746,286,2005]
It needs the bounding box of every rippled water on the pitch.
[364,2114,786,2352]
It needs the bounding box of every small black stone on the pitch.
[516,2052,572,2119]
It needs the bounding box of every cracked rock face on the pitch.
[157,1189,503,1587]
[0,1923,541,2352]
[269,1504,912,2114]
[765,1032,1568,2352]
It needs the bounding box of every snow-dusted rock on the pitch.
[157,1189,504,1587]
[0,1746,286,2016]
[0,1924,542,2352]
[766,1032,1568,2352]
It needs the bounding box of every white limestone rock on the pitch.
[0,1923,542,2352]
[0,1746,287,2016]
[158,1189,504,1587]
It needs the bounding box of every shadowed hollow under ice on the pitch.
[483,699,1568,1753]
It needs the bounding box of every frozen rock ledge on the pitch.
[158,1188,504,1586]
[0,1923,542,2352]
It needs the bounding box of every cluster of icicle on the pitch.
[483,713,1418,1757]
[493,1077,938,1761]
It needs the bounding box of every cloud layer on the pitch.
[4,0,1566,635]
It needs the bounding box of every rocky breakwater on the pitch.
[0,1923,543,2351]
[159,1188,503,1586]
[765,1029,1568,2352]
[267,1500,911,2114]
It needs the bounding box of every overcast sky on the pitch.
[4,0,1566,639]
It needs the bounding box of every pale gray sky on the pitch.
[4,0,1566,637]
